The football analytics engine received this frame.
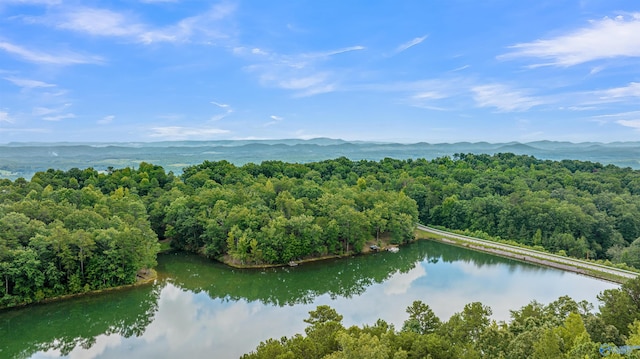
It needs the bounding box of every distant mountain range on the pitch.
[1,138,639,180]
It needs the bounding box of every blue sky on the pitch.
[1,0,639,143]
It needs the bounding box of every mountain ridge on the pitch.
[1,138,639,181]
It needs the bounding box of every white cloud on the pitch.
[617,119,640,130]
[149,126,230,139]
[137,3,237,44]
[500,13,640,66]
[98,115,115,124]
[303,46,365,59]
[56,8,145,37]
[395,35,428,53]
[406,91,450,110]
[251,48,268,56]
[210,113,230,121]
[565,106,598,111]
[294,84,336,97]
[0,111,14,123]
[253,67,337,97]
[412,91,447,100]
[472,84,545,112]
[209,101,233,121]
[211,101,230,109]
[28,3,235,44]
[272,72,335,96]
[450,65,470,72]
[2,0,61,4]
[42,113,75,121]
[263,115,284,127]
[592,111,640,127]
[277,73,329,90]
[4,76,56,88]
[33,103,70,116]
[241,45,364,97]
[598,82,640,99]
[360,78,467,111]
[0,41,103,65]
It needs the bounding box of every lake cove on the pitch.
[0,240,617,359]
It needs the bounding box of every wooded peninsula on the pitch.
[2,154,640,309]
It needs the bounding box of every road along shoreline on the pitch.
[417,225,638,284]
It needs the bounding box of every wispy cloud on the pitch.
[359,78,469,111]
[0,41,103,65]
[139,4,236,44]
[276,73,329,90]
[303,46,365,59]
[240,44,364,97]
[2,0,61,5]
[4,77,56,89]
[149,126,230,139]
[395,35,428,53]
[37,3,236,44]
[500,13,640,66]
[97,115,114,124]
[450,65,470,72]
[211,101,230,109]
[591,111,640,127]
[0,111,14,124]
[264,115,283,127]
[33,103,70,116]
[209,100,233,121]
[617,119,640,130]
[598,82,640,100]
[412,91,448,100]
[249,65,335,97]
[140,0,179,3]
[407,91,449,111]
[472,84,545,112]
[42,113,75,121]
[55,8,144,37]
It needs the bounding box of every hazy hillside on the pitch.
[1,139,639,180]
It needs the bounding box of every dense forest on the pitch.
[2,154,640,308]
[0,182,159,308]
[242,276,640,359]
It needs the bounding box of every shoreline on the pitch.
[5,225,633,310]
[0,268,157,312]
[420,232,631,284]
[218,245,398,269]
[205,229,633,285]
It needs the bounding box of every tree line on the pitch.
[2,154,640,307]
[242,276,640,359]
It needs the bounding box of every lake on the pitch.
[0,240,618,359]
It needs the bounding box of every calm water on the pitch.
[1,240,617,359]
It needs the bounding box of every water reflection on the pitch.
[0,240,618,359]
[0,283,161,359]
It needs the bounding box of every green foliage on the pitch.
[402,300,441,334]
[598,276,640,337]
[243,291,623,359]
[0,180,159,308]
[5,153,640,310]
